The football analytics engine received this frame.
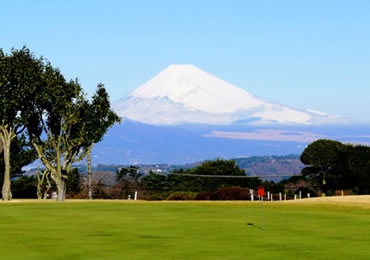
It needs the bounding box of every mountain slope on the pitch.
[92,120,307,164]
[114,64,342,125]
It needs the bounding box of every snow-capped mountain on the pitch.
[92,64,370,164]
[113,64,342,126]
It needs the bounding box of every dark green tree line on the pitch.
[141,159,261,199]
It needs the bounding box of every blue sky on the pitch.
[1,0,369,120]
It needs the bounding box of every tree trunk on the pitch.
[36,176,42,199]
[51,167,65,202]
[54,138,65,202]
[1,140,12,201]
[87,148,93,200]
[322,173,327,197]
[36,162,43,199]
[54,177,66,202]
[1,128,15,201]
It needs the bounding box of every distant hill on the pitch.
[48,154,303,182]
[233,154,303,181]
[92,119,370,165]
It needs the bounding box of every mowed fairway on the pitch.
[1,197,370,260]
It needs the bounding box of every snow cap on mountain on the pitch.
[130,64,263,114]
[114,64,342,125]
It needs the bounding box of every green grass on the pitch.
[0,200,370,259]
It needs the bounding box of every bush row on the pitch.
[166,187,252,201]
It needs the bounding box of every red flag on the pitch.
[258,186,264,197]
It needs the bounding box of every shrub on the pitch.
[143,192,170,201]
[195,187,251,200]
[166,191,198,200]
[195,191,216,200]
[213,187,250,200]
[68,192,88,199]
[286,189,295,199]
[11,176,37,199]
[92,181,111,199]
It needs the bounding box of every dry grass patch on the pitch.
[281,195,370,209]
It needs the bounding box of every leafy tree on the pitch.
[343,144,370,194]
[300,139,346,196]
[141,159,260,198]
[0,47,42,200]
[116,166,142,198]
[142,172,169,193]
[141,174,171,200]
[28,71,81,201]
[117,166,140,181]
[11,175,37,199]
[30,81,120,201]
[5,50,120,202]
[177,159,253,192]
[66,168,81,197]
[189,159,246,176]
[84,85,121,199]
[300,139,370,195]
[0,47,119,201]
[0,134,36,189]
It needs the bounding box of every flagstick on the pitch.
[261,195,264,231]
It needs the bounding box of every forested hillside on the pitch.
[41,155,303,182]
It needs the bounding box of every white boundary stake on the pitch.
[134,191,138,200]
[279,192,282,201]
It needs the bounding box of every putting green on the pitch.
[0,197,369,259]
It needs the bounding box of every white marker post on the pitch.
[279,192,282,201]
[134,191,138,200]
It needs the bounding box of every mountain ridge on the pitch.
[114,64,344,126]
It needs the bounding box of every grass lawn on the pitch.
[0,197,370,260]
